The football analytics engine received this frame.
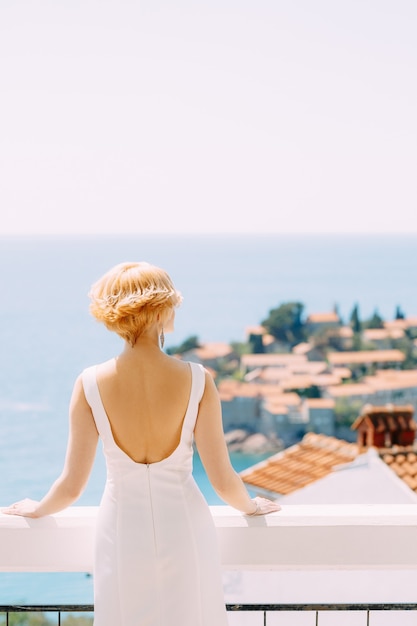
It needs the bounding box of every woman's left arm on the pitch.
[2,375,99,518]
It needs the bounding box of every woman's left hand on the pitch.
[246,496,281,516]
[2,499,41,518]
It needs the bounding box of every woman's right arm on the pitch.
[2,375,99,518]
[194,371,280,516]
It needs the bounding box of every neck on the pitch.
[122,327,163,357]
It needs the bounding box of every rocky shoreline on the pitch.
[224,429,283,454]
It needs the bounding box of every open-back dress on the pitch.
[82,361,229,626]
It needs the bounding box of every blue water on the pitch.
[0,233,417,603]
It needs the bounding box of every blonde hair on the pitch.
[89,262,182,346]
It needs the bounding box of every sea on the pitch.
[1,233,417,605]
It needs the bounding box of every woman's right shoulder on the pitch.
[81,358,113,371]
[76,359,115,390]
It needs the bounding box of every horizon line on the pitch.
[1,231,417,238]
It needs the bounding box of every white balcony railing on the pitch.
[1,504,417,572]
[1,504,417,623]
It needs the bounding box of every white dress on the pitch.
[82,361,229,626]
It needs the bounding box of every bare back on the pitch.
[96,350,192,464]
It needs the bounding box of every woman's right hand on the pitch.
[2,499,41,518]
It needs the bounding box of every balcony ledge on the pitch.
[1,504,417,573]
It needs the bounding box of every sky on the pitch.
[1,0,416,235]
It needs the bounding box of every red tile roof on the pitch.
[245,325,267,336]
[240,430,417,498]
[192,342,234,360]
[331,367,352,379]
[384,317,417,331]
[381,450,417,493]
[334,326,354,338]
[241,354,308,368]
[327,371,417,399]
[365,370,417,390]
[326,383,374,398]
[240,433,359,495]
[327,350,405,365]
[351,405,416,433]
[307,312,340,324]
[363,328,405,341]
[292,342,314,355]
[304,398,335,409]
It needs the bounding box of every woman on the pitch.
[3,261,280,625]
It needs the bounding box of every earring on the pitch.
[160,328,165,349]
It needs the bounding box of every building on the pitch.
[218,380,263,431]
[362,327,405,349]
[327,349,405,369]
[302,397,336,436]
[240,405,417,504]
[182,342,236,370]
[325,369,417,414]
[305,311,341,335]
[292,341,325,361]
[240,432,360,498]
[352,404,416,448]
[240,353,309,374]
[244,325,284,353]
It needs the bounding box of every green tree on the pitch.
[0,613,94,626]
[363,308,384,329]
[333,302,342,324]
[230,341,252,357]
[261,302,305,346]
[62,616,94,625]
[3,613,52,626]
[166,335,200,355]
[334,398,363,427]
[397,338,417,369]
[248,332,264,354]
[351,331,362,352]
[291,385,321,399]
[395,305,405,320]
[349,303,361,333]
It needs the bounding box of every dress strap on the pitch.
[190,362,206,406]
[181,362,206,437]
[81,365,97,408]
[81,365,110,437]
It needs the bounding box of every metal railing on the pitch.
[227,603,417,625]
[1,603,417,625]
[0,605,93,625]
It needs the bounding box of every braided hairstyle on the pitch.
[89,262,182,346]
